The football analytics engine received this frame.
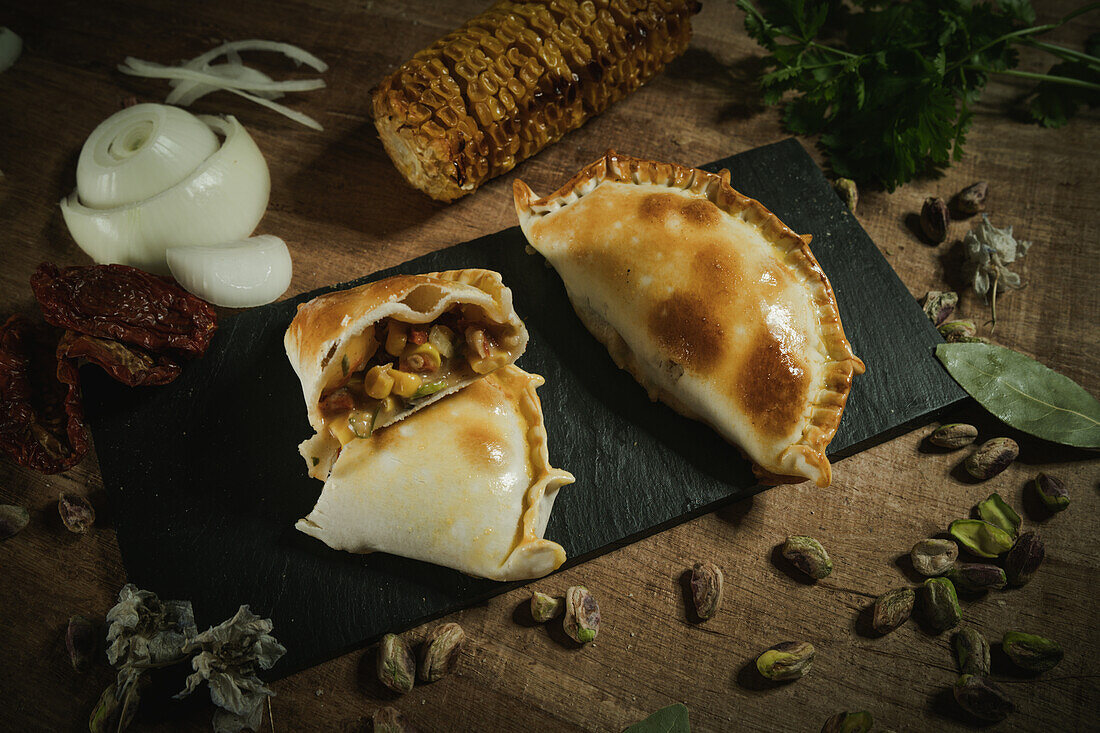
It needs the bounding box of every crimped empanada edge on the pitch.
[513,151,866,488]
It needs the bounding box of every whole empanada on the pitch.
[295,365,574,581]
[514,152,865,487]
[285,268,528,479]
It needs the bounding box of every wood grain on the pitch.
[1,1,1097,731]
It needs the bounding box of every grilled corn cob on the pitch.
[371,0,701,201]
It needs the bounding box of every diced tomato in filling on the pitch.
[409,327,429,345]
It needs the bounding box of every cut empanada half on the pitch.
[514,151,865,487]
[285,268,528,479]
[295,365,575,581]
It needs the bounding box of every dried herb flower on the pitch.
[921,290,958,326]
[962,215,1031,327]
[175,605,286,733]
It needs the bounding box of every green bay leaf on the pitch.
[936,343,1100,449]
[622,703,690,733]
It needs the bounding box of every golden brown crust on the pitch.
[514,151,865,487]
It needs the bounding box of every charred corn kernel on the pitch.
[329,416,356,446]
[385,321,408,356]
[363,364,395,400]
[371,0,701,202]
[391,369,423,398]
[342,328,378,376]
[401,342,442,373]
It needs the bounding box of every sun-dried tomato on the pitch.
[57,330,182,387]
[31,263,217,358]
[0,315,88,473]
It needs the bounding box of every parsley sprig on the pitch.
[737,0,1100,190]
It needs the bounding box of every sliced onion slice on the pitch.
[76,103,219,209]
[167,235,292,308]
[60,115,270,274]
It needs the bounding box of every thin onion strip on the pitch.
[225,88,323,131]
[120,57,325,94]
[167,65,284,106]
[181,39,329,73]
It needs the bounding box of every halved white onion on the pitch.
[60,113,269,274]
[167,235,292,308]
[0,27,21,73]
[76,103,219,208]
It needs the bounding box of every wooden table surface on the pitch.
[2,1,1098,731]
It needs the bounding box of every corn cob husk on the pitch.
[371,0,701,202]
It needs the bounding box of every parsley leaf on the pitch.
[738,0,1100,190]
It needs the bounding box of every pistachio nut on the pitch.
[781,536,833,580]
[948,519,1013,558]
[920,577,961,633]
[372,706,416,733]
[1002,631,1063,673]
[821,710,873,733]
[921,196,950,243]
[964,438,1018,481]
[953,674,1014,722]
[946,563,1007,594]
[0,504,30,540]
[377,633,415,694]
[953,627,991,676]
[910,538,958,576]
[690,561,724,620]
[67,614,96,673]
[938,320,977,343]
[58,492,95,534]
[954,181,989,216]
[921,290,958,327]
[833,178,859,213]
[928,423,977,449]
[1004,531,1044,586]
[872,588,915,635]
[756,641,815,681]
[976,492,1020,536]
[530,591,563,623]
[418,622,465,683]
[1032,473,1070,513]
[563,586,600,643]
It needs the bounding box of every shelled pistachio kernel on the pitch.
[872,588,915,635]
[563,586,600,643]
[948,519,1013,558]
[66,615,96,673]
[0,504,30,540]
[965,438,1018,480]
[372,706,414,733]
[690,561,724,620]
[530,591,562,623]
[418,622,465,683]
[377,633,415,694]
[921,196,950,242]
[976,492,1020,536]
[911,538,957,576]
[821,710,873,733]
[1002,631,1063,672]
[1004,532,1044,586]
[929,422,977,449]
[781,536,832,580]
[947,563,1006,594]
[58,492,95,534]
[756,641,815,681]
[920,577,961,633]
[1033,473,1069,512]
[954,674,1014,722]
[953,627,991,676]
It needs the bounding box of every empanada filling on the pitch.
[317,307,508,444]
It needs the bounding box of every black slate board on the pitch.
[83,139,965,677]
